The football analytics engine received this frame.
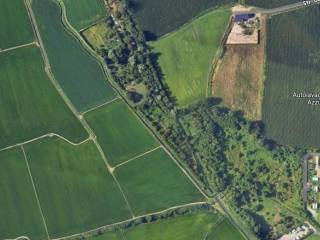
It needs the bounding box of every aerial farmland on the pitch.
[2,0,320,239]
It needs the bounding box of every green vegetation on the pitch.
[85,99,158,166]
[114,148,203,215]
[262,6,320,147]
[0,45,87,149]
[83,20,109,50]
[245,0,299,8]
[307,234,320,240]
[0,148,47,240]
[31,0,116,112]
[127,0,234,37]
[152,8,231,106]
[0,0,34,49]
[24,137,131,238]
[63,0,106,31]
[88,212,245,240]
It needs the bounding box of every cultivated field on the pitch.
[0,0,34,49]
[212,17,266,120]
[0,45,87,149]
[245,0,299,8]
[63,0,106,31]
[85,99,158,166]
[262,6,320,147]
[24,137,131,238]
[31,0,116,112]
[114,148,203,216]
[130,0,234,37]
[0,148,47,240]
[152,8,231,107]
[89,212,245,240]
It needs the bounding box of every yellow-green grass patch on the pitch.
[24,137,131,238]
[0,148,47,240]
[83,21,108,50]
[152,8,231,107]
[31,0,116,112]
[85,100,158,166]
[114,148,204,216]
[0,0,34,49]
[63,0,106,31]
[0,45,87,149]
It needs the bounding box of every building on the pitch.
[234,13,256,23]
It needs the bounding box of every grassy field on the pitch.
[0,0,34,49]
[245,0,299,8]
[262,6,320,147]
[114,148,203,216]
[83,21,109,50]
[63,0,106,31]
[31,0,116,112]
[85,99,158,166]
[0,45,87,149]
[129,0,234,37]
[24,137,131,238]
[89,212,245,240]
[212,17,266,120]
[152,8,231,107]
[0,148,47,240]
[307,235,320,240]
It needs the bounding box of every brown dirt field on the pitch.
[211,17,266,120]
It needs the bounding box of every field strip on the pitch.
[113,146,162,169]
[82,96,120,115]
[0,133,91,153]
[52,201,207,240]
[21,145,51,240]
[0,41,36,53]
[4,236,30,240]
[161,145,209,199]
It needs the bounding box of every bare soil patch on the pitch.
[211,16,266,120]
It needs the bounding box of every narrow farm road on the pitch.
[233,1,320,15]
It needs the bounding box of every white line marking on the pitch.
[0,134,91,153]
[21,146,50,240]
[0,42,36,53]
[113,146,162,169]
[82,97,120,115]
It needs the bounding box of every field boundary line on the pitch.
[82,97,120,115]
[0,133,91,153]
[0,41,36,53]
[21,145,51,240]
[52,201,207,240]
[113,146,162,169]
[4,236,30,240]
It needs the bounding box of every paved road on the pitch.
[233,1,320,15]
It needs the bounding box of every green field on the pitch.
[129,0,234,37]
[245,0,299,8]
[24,137,131,238]
[307,234,320,240]
[0,148,46,240]
[0,0,34,49]
[85,100,158,166]
[0,45,87,149]
[89,212,245,240]
[152,8,231,107]
[63,0,106,31]
[262,6,320,147]
[114,148,203,216]
[31,0,116,112]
